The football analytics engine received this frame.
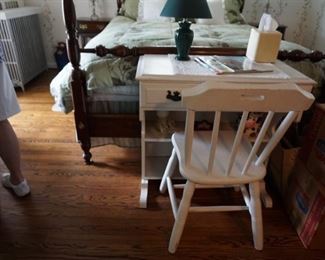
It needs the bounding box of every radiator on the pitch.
[0,7,47,90]
[0,0,23,10]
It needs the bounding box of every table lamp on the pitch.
[161,0,212,61]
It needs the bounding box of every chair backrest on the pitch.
[181,81,314,176]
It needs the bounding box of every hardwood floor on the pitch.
[0,70,324,259]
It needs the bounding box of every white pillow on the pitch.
[138,0,170,22]
[196,0,225,25]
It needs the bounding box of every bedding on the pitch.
[224,0,245,24]
[197,0,246,24]
[51,15,325,114]
[120,0,139,20]
[196,0,226,25]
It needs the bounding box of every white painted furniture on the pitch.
[159,81,314,253]
[0,7,46,90]
[136,54,315,209]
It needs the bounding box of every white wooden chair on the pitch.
[159,81,314,253]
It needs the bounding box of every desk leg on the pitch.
[260,180,273,208]
[139,179,149,208]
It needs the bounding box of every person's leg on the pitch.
[0,55,29,196]
[0,119,24,184]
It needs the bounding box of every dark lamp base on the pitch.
[175,55,190,61]
[175,21,194,62]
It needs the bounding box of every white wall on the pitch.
[25,0,117,68]
[308,0,325,52]
[25,0,325,68]
[243,0,325,52]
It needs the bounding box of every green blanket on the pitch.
[50,16,324,113]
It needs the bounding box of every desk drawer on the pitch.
[142,87,183,108]
[140,81,200,108]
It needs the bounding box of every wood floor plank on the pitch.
[0,71,324,259]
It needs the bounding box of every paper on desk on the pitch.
[168,54,212,75]
[168,54,290,80]
[258,13,278,32]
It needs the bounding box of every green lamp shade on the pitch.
[161,0,212,19]
[161,0,212,61]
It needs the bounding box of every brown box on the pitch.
[299,103,325,190]
[285,159,325,249]
[269,143,300,196]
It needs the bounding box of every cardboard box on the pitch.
[285,159,325,249]
[246,28,282,63]
[269,143,300,196]
[299,103,325,189]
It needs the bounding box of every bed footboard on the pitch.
[82,45,325,62]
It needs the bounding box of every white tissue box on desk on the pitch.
[246,28,282,63]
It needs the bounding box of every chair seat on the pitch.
[172,130,266,186]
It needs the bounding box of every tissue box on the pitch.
[246,28,282,63]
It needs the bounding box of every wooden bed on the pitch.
[62,0,325,164]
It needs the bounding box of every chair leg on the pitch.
[168,181,195,254]
[160,148,177,193]
[249,181,263,250]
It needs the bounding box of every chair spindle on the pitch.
[256,111,298,166]
[241,111,274,176]
[226,111,249,175]
[207,111,221,175]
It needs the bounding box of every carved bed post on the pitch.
[62,0,92,164]
[278,50,325,62]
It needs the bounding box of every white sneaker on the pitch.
[1,173,31,197]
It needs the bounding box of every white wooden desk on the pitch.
[136,54,315,208]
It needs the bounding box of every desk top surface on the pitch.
[136,54,315,86]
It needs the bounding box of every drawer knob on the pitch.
[166,90,182,102]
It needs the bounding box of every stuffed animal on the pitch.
[244,112,265,138]
[54,42,69,71]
